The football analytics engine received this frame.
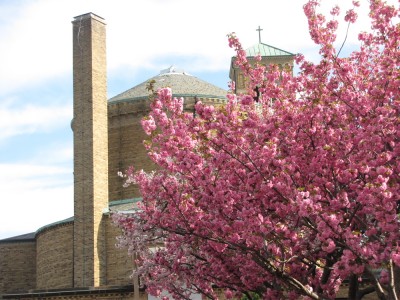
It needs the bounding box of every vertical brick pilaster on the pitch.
[72,13,108,288]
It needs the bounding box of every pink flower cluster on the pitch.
[115,0,400,299]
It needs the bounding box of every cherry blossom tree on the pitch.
[114,0,400,299]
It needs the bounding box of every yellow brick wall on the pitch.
[8,291,148,300]
[36,223,73,289]
[72,13,108,288]
[105,216,135,286]
[0,241,36,294]
[108,100,155,201]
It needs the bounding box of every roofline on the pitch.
[0,217,74,243]
[245,42,295,57]
[35,216,74,236]
[245,54,296,58]
[0,200,146,243]
[108,94,227,105]
[230,54,295,64]
[0,233,36,244]
[109,198,142,207]
[229,54,296,78]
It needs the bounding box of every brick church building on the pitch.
[0,13,294,300]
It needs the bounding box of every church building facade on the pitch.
[0,13,293,300]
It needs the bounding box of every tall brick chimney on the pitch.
[72,13,108,288]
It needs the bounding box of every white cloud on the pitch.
[3,0,391,95]
[0,2,72,95]
[0,100,71,142]
[2,0,393,104]
[0,162,73,239]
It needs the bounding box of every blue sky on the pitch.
[0,0,392,239]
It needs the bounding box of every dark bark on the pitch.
[356,286,375,300]
[348,274,359,300]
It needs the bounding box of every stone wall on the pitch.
[36,222,73,289]
[108,100,155,201]
[104,216,135,286]
[0,240,36,294]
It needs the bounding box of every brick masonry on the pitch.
[104,216,135,286]
[108,100,156,201]
[72,13,108,288]
[0,216,136,297]
[0,241,36,294]
[36,223,73,289]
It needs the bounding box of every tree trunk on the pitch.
[348,274,359,300]
[387,261,400,300]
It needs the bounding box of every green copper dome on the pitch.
[245,43,294,57]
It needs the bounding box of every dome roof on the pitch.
[109,66,227,103]
[245,42,294,57]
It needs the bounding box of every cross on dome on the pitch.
[256,25,263,43]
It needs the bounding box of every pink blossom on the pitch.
[240,95,253,105]
[322,239,336,253]
[114,1,400,299]
[392,253,400,267]
[209,241,228,253]
[330,5,340,16]
[345,9,357,23]
[141,116,156,135]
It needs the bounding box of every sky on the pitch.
[0,0,396,239]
